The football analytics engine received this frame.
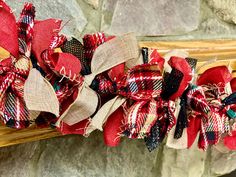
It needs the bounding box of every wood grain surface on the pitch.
[1,39,235,148]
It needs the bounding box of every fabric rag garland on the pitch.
[1,1,236,152]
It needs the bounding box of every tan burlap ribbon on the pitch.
[24,68,60,117]
[85,96,126,135]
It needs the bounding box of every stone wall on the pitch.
[1,0,236,177]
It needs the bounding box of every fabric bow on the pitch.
[26,18,85,127]
[56,33,139,131]
[194,66,232,150]
[88,49,194,151]
[0,2,35,128]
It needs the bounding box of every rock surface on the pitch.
[7,0,87,36]
[102,0,200,36]
[207,0,236,24]
[0,141,41,177]
[211,149,236,176]
[0,133,235,177]
[84,0,99,9]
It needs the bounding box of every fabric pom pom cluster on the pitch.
[1,1,236,152]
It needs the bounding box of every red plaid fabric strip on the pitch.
[0,57,31,128]
[123,100,158,139]
[83,32,106,62]
[17,3,35,57]
[93,74,115,97]
[0,3,35,129]
[144,99,176,151]
[197,84,230,150]
[117,64,163,100]
[187,86,210,115]
[120,64,176,144]
[1,89,30,128]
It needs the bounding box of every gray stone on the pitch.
[160,140,206,177]
[101,0,200,36]
[7,0,87,36]
[200,18,231,34]
[36,133,158,177]
[0,134,236,177]
[0,141,41,177]
[84,0,99,9]
[210,148,236,176]
[207,0,236,24]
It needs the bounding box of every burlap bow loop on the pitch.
[59,33,140,126]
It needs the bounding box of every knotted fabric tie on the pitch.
[195,66,232,150]
[0,2,35,128]
[118,64,176,151]
[58,33,139,128]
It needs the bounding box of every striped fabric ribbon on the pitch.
[17,3,35,57]
[0,2,35,128]
[198,84,230,150]
[114,63,176,150]
[83,32,106,65]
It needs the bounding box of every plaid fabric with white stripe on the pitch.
[119,64,176,147]
[0,3,35,128]
[117,64,162,100]
[187,85,230,150]
[144,99,176,151]
[17,3,35,57]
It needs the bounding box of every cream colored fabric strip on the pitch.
[62,84,99,126]
[85,33,139,85]
[91,96,126,131]
[24,68,60,117]
[85,96,126,135]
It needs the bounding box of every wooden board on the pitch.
[139,40,236,61]
[1,39,236,147]
[0,125,61,147]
